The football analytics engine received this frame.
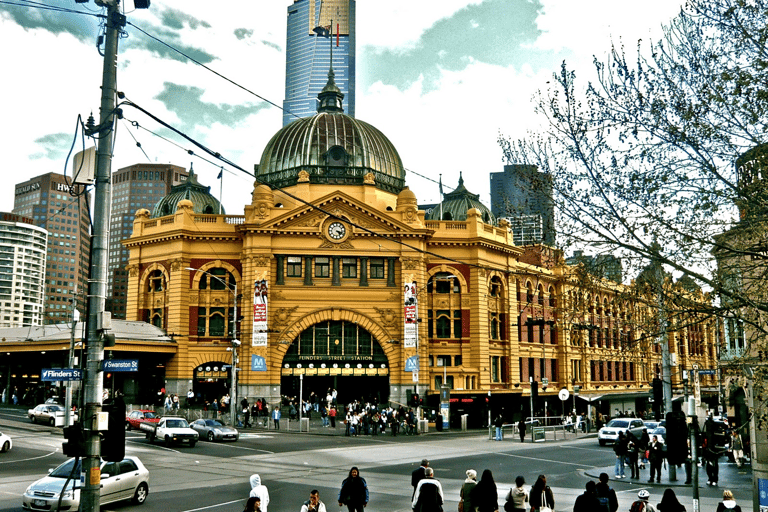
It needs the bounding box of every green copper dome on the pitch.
[256,68,405,194]
[426,173,495,224]
[152,166,224,218]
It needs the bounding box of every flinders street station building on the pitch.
[1,70,720,426]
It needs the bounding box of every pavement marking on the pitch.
[0,449,60,465]
[497,451,593,468]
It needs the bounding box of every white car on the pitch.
[22,456,149,511]
[27,404,76,427]
[598,418,646,445]
[0,431,11,452]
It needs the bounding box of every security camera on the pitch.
[232,340,241,346]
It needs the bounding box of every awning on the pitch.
[576,394,604,402]
[577,391,651,402]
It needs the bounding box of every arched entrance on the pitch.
[193,361,231,405]
[280,319,390,405]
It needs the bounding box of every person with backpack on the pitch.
[572,481,600,512]
[595,473,618,512]
[630,489,656,512]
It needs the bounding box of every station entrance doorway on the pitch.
[280,319,390,406]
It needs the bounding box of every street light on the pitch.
[187,267,239,427]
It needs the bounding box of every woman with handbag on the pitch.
[470,470,498,512]
[503,476,527,512]
[528,475,554,512]
[459,469,477,512]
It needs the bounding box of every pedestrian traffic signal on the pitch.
[652,378,662,419]
[531,380,539,401]
[63,424,86,457]
[102,396,126,462]
[665,411,687,465]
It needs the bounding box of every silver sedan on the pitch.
[27,405,75,427]
[190,419,239,442]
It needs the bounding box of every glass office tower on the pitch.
[284,0,355,126]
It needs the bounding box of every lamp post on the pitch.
[187,268,239,427]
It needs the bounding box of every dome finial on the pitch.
[317,19,344,114]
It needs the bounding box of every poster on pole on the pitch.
[253,279,268,346]
[404,280,418,348]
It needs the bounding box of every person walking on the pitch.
[300,489,327,512]
[412,459,429,499]
[329,406,337,428]
[627,432,640,479]
[517,419,526,443]
[614,431,627,479]
[630,489,657,512]
[470,470,498,512]
[729,430,744,467]
[412,467,444,512]
[573,481,600,512]
[242,397,251,428]
[528,475,554,512]
[460,470,478,512]
[595,473,618,512]
[704,439,720,486]
[715,489,742,512]
[504,476,528,512]
[656,488,685,511]
[648,435,664,483]
[249,474,270,512]
[338,467,368,512]
[639,428,650,469]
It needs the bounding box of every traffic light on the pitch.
[531,380,539,401]
[411,393,419,407]
[102,396,126,462]
[63,424,86,457]
[665,411,688,465]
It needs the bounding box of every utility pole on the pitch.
[80,2,122,511]
[654,246,677,481]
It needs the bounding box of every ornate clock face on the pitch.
[328,221,346,240]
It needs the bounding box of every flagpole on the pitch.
[218,166,223,215]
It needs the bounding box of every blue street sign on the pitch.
[251,355,267,372]
[405,355,419,372]
[698,369,717,375]
[41,368,83,381]
[101,359,139,372]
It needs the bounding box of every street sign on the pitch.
[41,368,82,381]
[412,371,418,382]
[101,359,138,372]
[574,385,580,394]
[698,369,716,375]
[558,388,570,401]
[542,377,549,387]
[405,355,419,372]
[251,355,266,372]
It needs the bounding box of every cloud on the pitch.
[234,28,253,40]
[30,133,74,161]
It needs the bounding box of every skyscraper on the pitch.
[107,163,188,319]
[490,164,556,246]
[283,0,355,126]
[0,212,47,327]
[12,173,90,323]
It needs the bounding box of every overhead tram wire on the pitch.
[118,97,534,279]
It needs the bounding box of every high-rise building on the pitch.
[107,163,188,319]
[0,212,47,327]
[12,173,90,323]
[283,0,355,126]
[490,164,555,246]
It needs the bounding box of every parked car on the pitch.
[190,418,240,442]
[125,409,160,431]
[598,418,647,445]
[27,404,75,427]
[0,431,11,452]
[22,455,149,512]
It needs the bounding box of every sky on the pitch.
[0,0,685,215]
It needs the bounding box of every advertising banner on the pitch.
[253,279,268,346]
[404,281,418,348]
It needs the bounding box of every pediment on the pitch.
[252,191,421,237]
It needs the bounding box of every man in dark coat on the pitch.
[412,467,444,512]
[412,459,429,498]
[573,481,600,512]
[595,473,618,512]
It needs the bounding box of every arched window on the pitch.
[195,268,238,338]
[426,272,463,339]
